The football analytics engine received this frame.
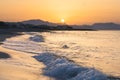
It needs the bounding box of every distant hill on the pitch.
[72,23,120,30]
[21,19,57,26]
[0,20,72,30]
[92,23,120,30]
[1,20,120,30]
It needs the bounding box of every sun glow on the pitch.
[0,0,120,24]
[61,19,65,23]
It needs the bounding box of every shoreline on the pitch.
[0,30,120,80]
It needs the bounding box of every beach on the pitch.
[0,30,120,80]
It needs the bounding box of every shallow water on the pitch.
[3,30,120,78]
[41,31,120,77]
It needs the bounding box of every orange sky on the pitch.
[0,0,120,24]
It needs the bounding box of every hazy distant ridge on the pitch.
[22,19,120,30]
[0,19,120,30]
[72,23,120,30]
[21,19,57,26]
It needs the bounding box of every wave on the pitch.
[34,53,107,80]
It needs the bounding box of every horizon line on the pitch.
[0,19,120,25]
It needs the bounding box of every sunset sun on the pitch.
[61,19,65,23]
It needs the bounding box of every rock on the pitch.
[62,45,69,49]
[0,52,11,59]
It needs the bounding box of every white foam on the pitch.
[29,35,44,42]
[34,53,107,80]
[2,40,47,53]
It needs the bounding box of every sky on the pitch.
[0,0,120,24]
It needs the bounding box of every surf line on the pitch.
[33,53,107,80]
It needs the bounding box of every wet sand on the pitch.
[0,43,51,80]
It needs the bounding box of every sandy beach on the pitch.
[0,46,51,80]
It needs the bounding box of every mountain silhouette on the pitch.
[1,20,120,30]
[72,23,120,30]
[21,19,57,26]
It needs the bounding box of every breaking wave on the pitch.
[34,53,107,80]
